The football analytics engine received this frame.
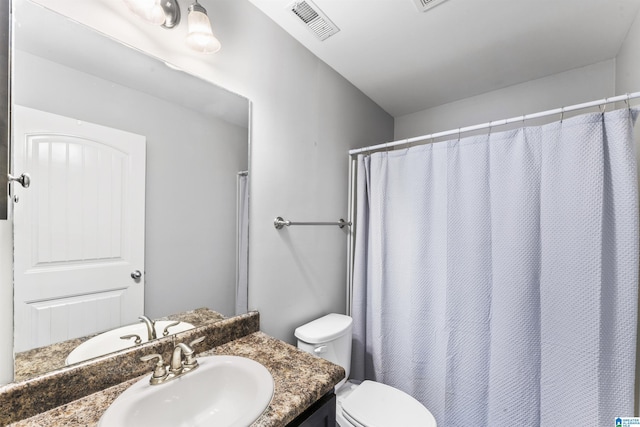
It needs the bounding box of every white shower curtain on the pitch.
[351,108,640,426]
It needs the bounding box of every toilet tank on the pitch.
[295,313,352,381]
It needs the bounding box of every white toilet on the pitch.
[295,313,437,427]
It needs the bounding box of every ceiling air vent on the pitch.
[289,0,340,41]
[412,0,450,12]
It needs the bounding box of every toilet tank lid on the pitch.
[294,313,352,344]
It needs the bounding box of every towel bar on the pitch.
[274,216,351,230]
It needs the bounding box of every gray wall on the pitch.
[14,50,248,319]
[394,59,617,140]
[616,7,640,96]
[219,1,394,342]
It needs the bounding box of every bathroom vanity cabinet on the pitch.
[287,391,336,427]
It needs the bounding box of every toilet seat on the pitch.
[340,380,437,427]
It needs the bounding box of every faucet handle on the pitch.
[189,336,206,349]
[162,321,181,337]
[120,334,142,345]
[140,353,168,384]
[182,336,206,369]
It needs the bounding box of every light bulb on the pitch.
[186,4,221,54]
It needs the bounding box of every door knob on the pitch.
[8,173,30,188]
[131,270,142,280]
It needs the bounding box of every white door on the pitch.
[13,105,146,352]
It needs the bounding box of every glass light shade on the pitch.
[144,2,166,25]
[123,0,165,25]
[123,0,150,14]
[186,9,221,54]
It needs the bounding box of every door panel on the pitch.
[13,106,146,352]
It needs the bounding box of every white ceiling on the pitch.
[249,0,640,117]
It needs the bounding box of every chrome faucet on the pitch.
[140,336,205,385]
[170,342,195,375]
[138,315,157,340]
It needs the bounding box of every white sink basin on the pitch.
[65,321,194,365]
[99,355,274,427]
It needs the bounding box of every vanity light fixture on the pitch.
[123,0,221,53]
[186,1,221,54]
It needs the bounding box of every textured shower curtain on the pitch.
[351,108,640,426]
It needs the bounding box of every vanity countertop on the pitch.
[9,331,345,427]
[13,307,225,381]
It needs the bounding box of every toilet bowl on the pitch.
[295,313,437,427]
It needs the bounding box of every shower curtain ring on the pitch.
[560,107,565,123]
[600,103,606,113]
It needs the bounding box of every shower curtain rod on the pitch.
[349,91,640,156]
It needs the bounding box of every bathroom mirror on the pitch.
[8,0,250,380]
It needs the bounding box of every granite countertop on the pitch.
[14,308,225,381]
[10,332,345,427]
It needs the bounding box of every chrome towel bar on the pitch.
[274,216,351,230]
